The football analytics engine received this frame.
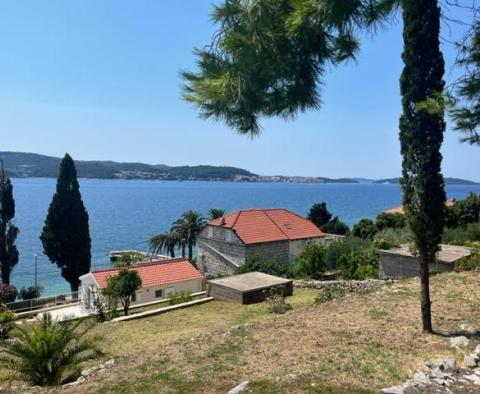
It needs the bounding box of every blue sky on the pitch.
[0,1,478,180]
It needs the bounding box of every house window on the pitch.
[155,289,163,298]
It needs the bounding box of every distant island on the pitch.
[1,152,478,184]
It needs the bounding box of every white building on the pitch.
[80,259,205,311]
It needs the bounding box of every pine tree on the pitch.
[0,164,19,284]
[399,0,446,332]
[40,154,91,293]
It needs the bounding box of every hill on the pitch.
[376,177,479,185]
[0,152,255,181]
[39,271,480,393]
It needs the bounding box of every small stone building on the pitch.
[80,259,204,311]
[208,272,293,304]
[379,244,471,279]
[197,208,333,276]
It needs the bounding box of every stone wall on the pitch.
[197,237,247,276]
[293,279,390,293]
[379,253,452,279]
[246,241,290,265]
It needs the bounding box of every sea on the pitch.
[11,178,480,295]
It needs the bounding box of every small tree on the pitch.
[291,243,327,279]
[307,203,332,228]
[19,285,43,300]
[352,219,377,240]
[208,208,225,220]
[40,154,91,293]
[104,269,142,316]
[0,313,100,386]
[320,216,350,235]
[0,165,19,284]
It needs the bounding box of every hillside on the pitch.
[376,177,479,185]
[0,152,255,181]
[34,271,480,394]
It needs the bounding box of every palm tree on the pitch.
[171,210,206,261]
[149,230,178,258]
[0,313,100,386]
[208,208,225,221]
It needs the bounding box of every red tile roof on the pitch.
[90,259,204,289]
[208,208,325,245]
[384,199,456,214]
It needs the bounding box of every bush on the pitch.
[337,248,379,280]
[443,223,480,245]
[168,291,193,305]
[351,219,377,240]
[0,284,17,303]
[375,212,406,230]
[321,217,350,235]
[19,285,43,300]
[264,286,291,314]
[314,287,345,304]
[291,243,327,279]
[0,304,16,339]
[373,238,397,250]
[455,241,480,272]
[235,255,290,277]
[307,202,332,228]
[374,227,412,246]
[445,193,480,227]
[324,237,373,270]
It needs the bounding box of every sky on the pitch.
[0,1,479,180]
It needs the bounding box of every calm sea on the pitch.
[11,178,480,295]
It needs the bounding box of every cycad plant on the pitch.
[0,313,100,386]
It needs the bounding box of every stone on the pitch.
[412,371,430,385]
[228,380,250,394]
[449,336,470,348]
[460,323,475,333]
[427,357,456,371]
[104,359,115,368]
[464,374,480,385]
[464,354,478,369]
[474,345,480,358]
[62,375,86,388]
[381,385,405,394]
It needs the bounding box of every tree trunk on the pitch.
[181,241,186,258]
[419,257,433,333]
[188,243,193,261]
[169,247,175,258]
[70,281,80,299]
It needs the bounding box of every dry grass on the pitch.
[31,272,480,393]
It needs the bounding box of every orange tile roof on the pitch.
[208,208,325,245]
[384,199,456,214]
[90,259,204,289]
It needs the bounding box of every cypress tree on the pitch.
[40,154,91,293]
[399,0,446,332]
[0,164,19,284]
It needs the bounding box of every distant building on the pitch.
[197,208,336,276]
[80,259,204,311]
[379,244,471,279]
[384,199,456,215]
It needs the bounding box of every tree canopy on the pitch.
[103,269,142,316]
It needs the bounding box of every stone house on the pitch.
[79,259,204,311]
[197,208,333,276]
[379,244,471,279]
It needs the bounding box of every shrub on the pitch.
[19,285,43,300]
[168,291,193,306]
[375,212,406,230]
[337,248,379,280]
[373,238,397,250]
[264,286,291,314]
[455,241,480,272]
[0,313,101,386]
[291,243,327,279]
[0,284,17,303]
[0,304,16,339]
[314,287,345,304]
[235,255,290,277]
[307,202,332,228]
[351,219,377,240]
[321,217,350,235]
[443,223,480,245]
[445,193,480,227]
[374,227,412,246]
[103,269,142,316]
[324,237,373,271]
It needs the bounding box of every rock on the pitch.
[474,345,480,358]
[381,385,405,394]
[104,359,115,368]
[228,380,249,394]
[464,374,480,385]
[460,323,475,333]
[62,376,86,388]
[450,336,470,348]
[427,357,456,372]
[412,371,430,385]
[464,354,478,369]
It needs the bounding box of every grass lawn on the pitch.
[15,272,480,393]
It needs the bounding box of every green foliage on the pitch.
[40,154,91,292]
[445,193,480,228]
[0,284,18,303]
[264,286,291,314]
[19,286,43,300]
[373,238,397,250]
[235,255,290,277]
[308,203,332,228]
[291,243,327,279]
[149,231,178,258]
[454,242,480,272]
[103,269,142,316]
[93,292,118,322]
[443,223,480,246]
[351,219,377,240]
[375,212,406,231]
[171,210,206,260]
[0,304,16,339]
[321,216,350,235]
[314,287,345,304]
[0,165,19,285]
[373,227,412,247]
[324,237,373,271]
[337,248,379,280]
[168,291,193,306]
[450,21,480,145]
[0,313,100,386]
[208,208,225,220]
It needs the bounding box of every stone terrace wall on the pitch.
[293,279,392,293]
